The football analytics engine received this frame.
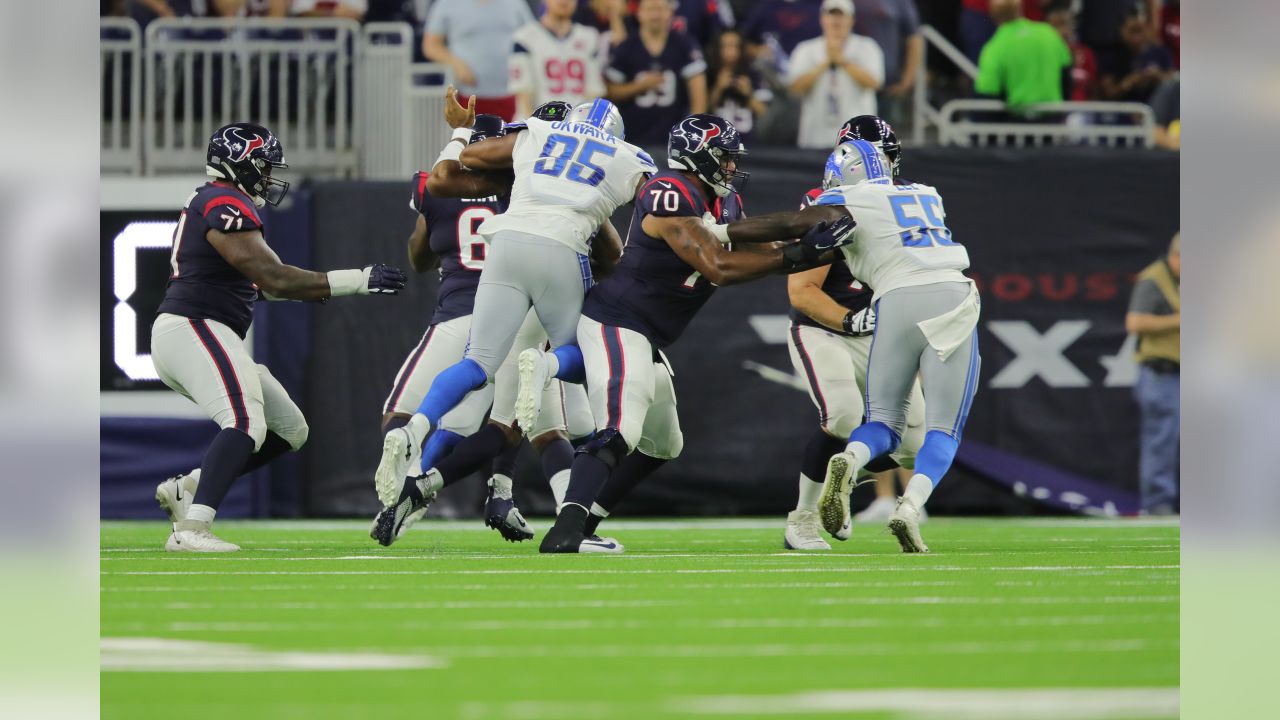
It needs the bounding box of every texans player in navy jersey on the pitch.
[152,122,406,553]
[782,115,929,551]
[517,114,859,553]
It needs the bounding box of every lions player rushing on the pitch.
[783,116,927,552]
[370,98,647,520]
[370,94,604,546]
[152,123,406,552]
[813,139,982,553]
[520,114,859,553]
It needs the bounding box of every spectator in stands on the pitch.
[973,0,1071,111]
[1046,0,1098,101]
[959,0,1047,64]
[291,0,366,20]
[1158,0,1179,68]
[1079,0,1158,74]
[509,0,608,119]
[573,0,630,41]
[852,0,923,130]
[1150,75,1178,150]
[669,0,735,49]
[1126,232,1180,515]
[423,0,534,121]
[127,0,210,26]
[219,0,287,16]
[1099,4,1173,104]
[708,29,773,144]
[787,0,883,149]
[741,0,824,71]
[605,0,707,146]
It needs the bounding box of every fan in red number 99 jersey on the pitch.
[151,122,406,553]
[508,0,608,120]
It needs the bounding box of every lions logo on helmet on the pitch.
[667,114,748,199]
[207,122,290,208]
[822,140,891,191]
[836,115,902,176]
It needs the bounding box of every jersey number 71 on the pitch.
[532,134,616,187]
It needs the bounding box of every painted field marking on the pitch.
[100,637,443,672]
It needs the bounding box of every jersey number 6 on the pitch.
[533,134,617,188]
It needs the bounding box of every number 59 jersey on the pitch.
[478,116,657,256]
[814,179,971,300]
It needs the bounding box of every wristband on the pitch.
[451,127,474,144]
[707,222,730,244]
[433,139,465,169]
[326,268,367,297]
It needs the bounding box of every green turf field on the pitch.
[101,517,1179,719]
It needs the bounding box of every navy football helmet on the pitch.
[206,122,289,208]
[470,114,506,143]
[837,115,901,176]
[667,114,748,198]
[532,100,572,122]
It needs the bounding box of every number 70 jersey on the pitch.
[814,179,971,300]
[478,116,657,256]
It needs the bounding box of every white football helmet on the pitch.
[565,99,626,140]
[822,139,891,191]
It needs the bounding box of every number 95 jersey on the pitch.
[815,179,971,300]
[478,116,657,256]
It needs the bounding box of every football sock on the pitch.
[594,452,666,514]
[912,430,961,489]
[492,439,523,480]
[240,431,293,475]
[488,473,513,500]
[904,474,934,509]
[190,428,256,513]
[797,429,845,511]
[563,453,612,509]
[584,503,608,537]
[551,344,586,383]
[415,358,488,426]
[184,504,216,525]
[435,423,508,487]
[846,422,901,468]
[538,436,575,509]
[420,428,465,474]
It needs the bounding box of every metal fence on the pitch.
[938,100,1154,148]
[101,18,143,175]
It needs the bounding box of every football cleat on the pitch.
[374,423,423,507]
[580,535,625,554]
[483,487,535,542]
[855,496,897,524]
[887,497,930,553]
[818,451,857,536]
[833,511,853,542]
[165,526,239,553]
[155,471,199,524]
[539,527,624,554]
[515,348,551,433]
[369,475,436,547]
[784,510,831,550]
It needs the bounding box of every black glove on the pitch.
[364,264,407,295]
[800,214,857,251]
[842,306,876,337]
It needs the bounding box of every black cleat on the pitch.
[369,477,434,547]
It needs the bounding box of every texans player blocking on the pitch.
[152,123,406,552]
[783,116,927,552]
[508,0,607,119]
[370,98,654,521]
[519,114,859,553]
[814,140,982,553]
[370,95,603,546]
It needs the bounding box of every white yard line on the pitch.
[100,637,443,672]
[101,564,1178,576]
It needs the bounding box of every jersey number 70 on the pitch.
[532,134,616,187]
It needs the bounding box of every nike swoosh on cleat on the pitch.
[582,540,617,550]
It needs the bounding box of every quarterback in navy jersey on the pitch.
[782,115,929,552]
[519,114,859,553]
[152,122,406,553]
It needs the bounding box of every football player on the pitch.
[152,122,406,552]
[369,98,654,516]
[509,0,608,119]
[518,114,858,553]
[813,140,982,553]
[371,95,602,546]
[783,115,927,552]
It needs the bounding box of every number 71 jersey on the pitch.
[478,116,657,256]
[815,179,971,300]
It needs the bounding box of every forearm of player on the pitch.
[590,220,624,279]
[427,159,513,199]
[719,205,849,244]
[787,266,846,332]
[458,132,518,170]
[1125,312,1180,334]
[407,215,438,273]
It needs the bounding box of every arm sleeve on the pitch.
[1128,279,1167,314]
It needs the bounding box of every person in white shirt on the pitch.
[786,0,885,149]
[508,0,608,119]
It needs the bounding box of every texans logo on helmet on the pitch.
[677,117,726,152]
[219,126,269,162]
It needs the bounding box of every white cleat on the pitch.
[579,535,625,554]
[855,496,897,524]
[375,422,423,507]
[515,348,551,433]
[155,471,199,523]
[887,497,930,553]
[818,451,857,537]
[165,527,240,553]
[784,510,831,550]
[833,512,853,541]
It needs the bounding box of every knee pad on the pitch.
[825,406,863,440]
[575,427,630,469]
[281,420,309,451]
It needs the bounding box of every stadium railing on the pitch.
[142,17,361,176]
[911,25,1155,149]
[359,24,454,180]
[102,18,144,175]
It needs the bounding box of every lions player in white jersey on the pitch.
[811,139,982,553]
[372,98,657,510]
[508,0,607,119]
